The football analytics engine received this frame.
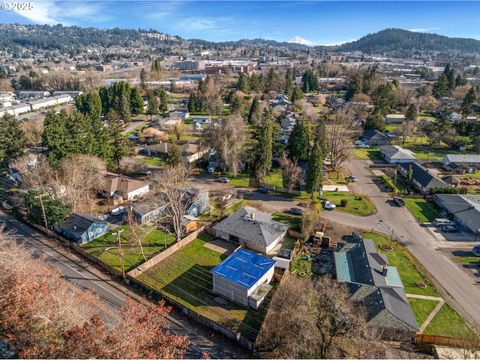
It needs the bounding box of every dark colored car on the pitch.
[217,177,230,183]
[442,225,460,233]
[287,207,304,216]
[258,187,270,194]
[393,197,406,207]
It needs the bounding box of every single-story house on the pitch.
[379,145,416,164]
[211,248,275,309]
[212,207,289,254]
[56,213,109,244]
[140,142,169,157]
[362,129,391,146]
[434,194,480,234]
[442,175,460,187]
[443,154,480,174]
[186,187,209,217]
[100,176,150,201]
[131,197,166,225]
[192,115,212,124]
[280,116,296,131]
[384,114,405,124]
[141,142,208,164]
[139,127,167,143]
[169,110,189,121]
[448,112,462,122]
[334,234,418,340]
[398,162,450,194]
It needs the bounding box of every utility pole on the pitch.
[113,229,125,280]
[393,164,399,196]
[35,193,48,230]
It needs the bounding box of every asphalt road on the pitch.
[321,159,480,328]
[0,211,247,359]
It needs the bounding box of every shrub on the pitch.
[380,175,396,192]
[340,199,349,207]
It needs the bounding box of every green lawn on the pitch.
[138,156,166,168]
[265,170,283,188]
[452,256,480,264]
[136,235,265,340]
[361,231,438,296]
[272,212,301,231]
[409,298,439,327]
[404,198,440,223]
[352,148,382,161]
[322,191,375,216]
[198,199,245,221]
[214,172,252,187]
[424,303,477,339]
[82,225,176,271]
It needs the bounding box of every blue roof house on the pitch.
[56,213,109,244]
[211,248,275,309]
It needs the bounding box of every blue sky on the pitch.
[2,1,480,45]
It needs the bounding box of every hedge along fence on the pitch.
[415,334,480,349]
[127,225,207,278]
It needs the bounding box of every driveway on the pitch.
[322,158,480,327]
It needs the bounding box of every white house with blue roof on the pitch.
[211,248,275,309]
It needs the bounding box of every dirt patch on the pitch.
[203,238,238,255]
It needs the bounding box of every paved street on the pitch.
[321,159,480,328]
[0,211,247,359]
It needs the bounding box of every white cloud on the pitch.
[144,1,183,21]
[178,16,234,33]
[408,27,441,33]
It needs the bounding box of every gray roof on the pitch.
[349,283,419,332]
[444,154,480,165]
[212,207,289,249]
[132,197,166,216]
[59,213,106,237]
[399,162,449,191]
[435,194,480,233]
[379,145,416,160]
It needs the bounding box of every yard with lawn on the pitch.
[214,172,252,187]
[265,169,283,188]
[322,191,375,216]
[272,212,302,231]
[82,225,176,271]
[352,148,382,161]
[404,198,440,223]
[198,199,245,222]
[136,234,267,341]
[137,156,166,168]
[362,231,476,339]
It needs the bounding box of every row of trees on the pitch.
[0,232,188,358]
[188,77,223,114]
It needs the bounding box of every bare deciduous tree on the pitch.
[20,119,44,147]
[256,276,383,359]
[119,157,145,174]
[301,209,323,241]
[327,109,354,171]
[280,156,302,191]
[150,165,192,240]
[208,114,247,176]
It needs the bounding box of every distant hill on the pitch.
[334,28,480,55]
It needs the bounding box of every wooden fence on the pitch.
[415,334,479,349]
[127,225,206,277]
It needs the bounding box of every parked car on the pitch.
[322,200,336,210]
[442,225,460,233]
[258,187,270,194]
[346,175,358,182]
[472,245,480,257]
[355,141,370,148]
[217,177,230,184]
[207,167,215,174]
[287,207,304,216]
[392,197,405,207]
[140,168,152,176]
[433,218,452,227]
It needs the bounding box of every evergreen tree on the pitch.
[166,145,181,166]
[42,112,69,167]
[146,92,159,118]
[265,68,278,93]
[444,64,456,91]
[284,68,295,98]
[237,73,250,92]
[291,86,304,103]
[345,73,364,101]
[253,109,273,182]
[405,103,417,122]
[301,70,318,93]
[140,68,147,89]
[462,87,477,115]
[288,120,310,161]
[365,110,386,132]
[432,74,449,98]
[130,87,144,115]
[158,88,169,114]
[248,96,260,124]
[305,123,325,194]
[108,110,130,167]
[0,114,26,165]
[75,92,102,120]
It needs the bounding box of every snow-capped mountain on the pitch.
[289,35,315,47]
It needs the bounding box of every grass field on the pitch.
[322,191,375,216]
[409,298,439,327]
[82,225,176,271]
[424,303,477,339]
[138,156,166,168]
[136,235,266,340]
[214,172,252,187]
[404,198,440,223]
[352,148,382,161]
[272,212,302,231]
[265,170,283,188]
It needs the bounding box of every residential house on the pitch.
[192,116,212,125]
[56,213,109,244]
[211,248,276,309]
[362,129,391,146]
[169,110,189,121]
[280,116,297,131]
[398,162,450,194]
[141,142,169,157]
[443,154,480,174]
[334,233,419,340]
[186,187,209,217]
[379,145,416,164]
[212,207,289,254]
[139,127,167,143]
[131,197,166,225]
[180,143,209,163]
[384,114,405,124]
[448,112,462,122]
[434,194,480,234]
[100,175,150,201]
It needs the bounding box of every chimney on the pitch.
[382,265,388,276]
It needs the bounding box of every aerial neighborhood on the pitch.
[1,19,480,360]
